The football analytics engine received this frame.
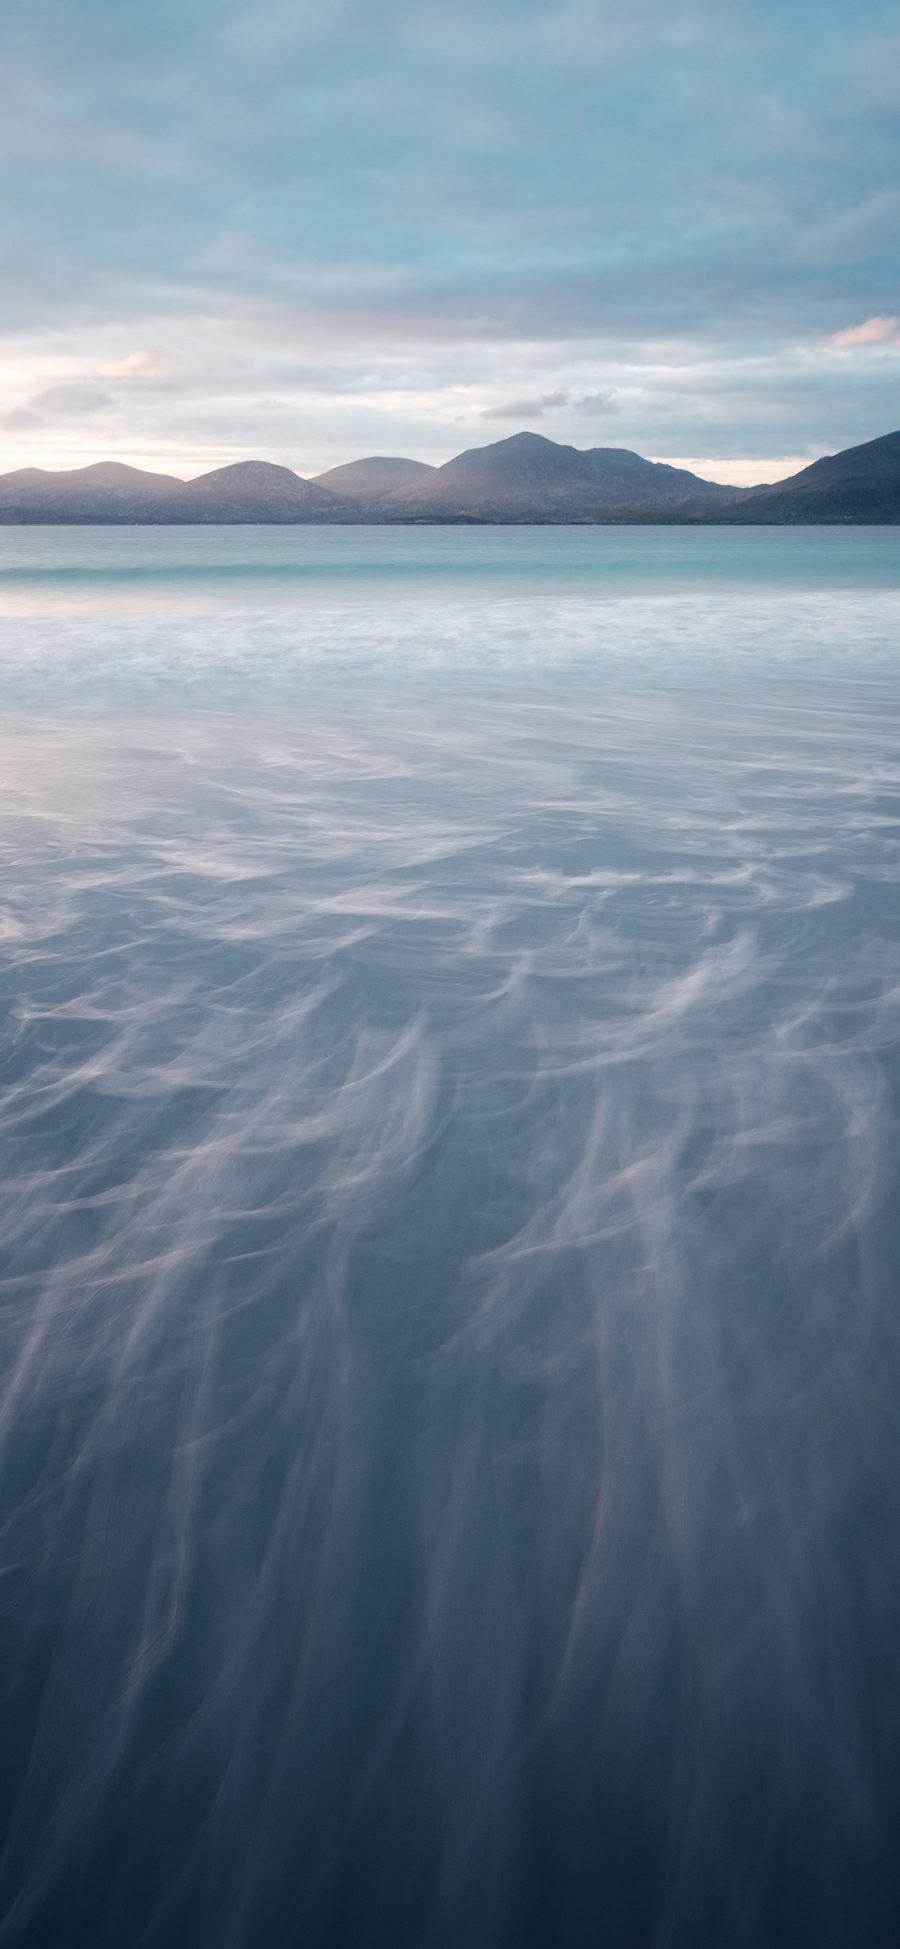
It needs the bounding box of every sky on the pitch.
[0,0,897,484]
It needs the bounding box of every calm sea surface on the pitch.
[2,526,900,1947]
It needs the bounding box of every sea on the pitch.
[2,523,900,1948]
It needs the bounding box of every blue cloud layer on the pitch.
[0,0,897,472]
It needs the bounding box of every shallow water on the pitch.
[2,528,900,1947]
[2,521,900,613]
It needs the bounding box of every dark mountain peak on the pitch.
[787,428,900,479]
[582,447,734,498]
[387,431,728,513]
[394,432,594,499]
[0,459,180,490]
[78,460,179,484]
[487,430,568,453]
[312,456,436,500]
[585,446,676,472]
[188,460,306,488]
[0,456,186,517]
[181,458,345,521]
[720,427,900,524]
[0,467,53,484]
[454,431,582,467]
[835,428,898,456]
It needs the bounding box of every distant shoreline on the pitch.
[0,514,897,527]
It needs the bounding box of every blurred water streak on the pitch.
[1,535,900,1947]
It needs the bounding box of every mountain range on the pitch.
[0,430,897,523]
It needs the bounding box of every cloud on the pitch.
[481,385,619,422]
[574,390,618,413]
[797,190,900,267]
[30,382,115,415]
[481,388,570,418]
[0,380,115,433]
[0,408,42,432]
[98,350,170,378]
[828,315,900,348]
[0,0,897,473]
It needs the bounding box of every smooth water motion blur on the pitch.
[1,527,900,1949]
